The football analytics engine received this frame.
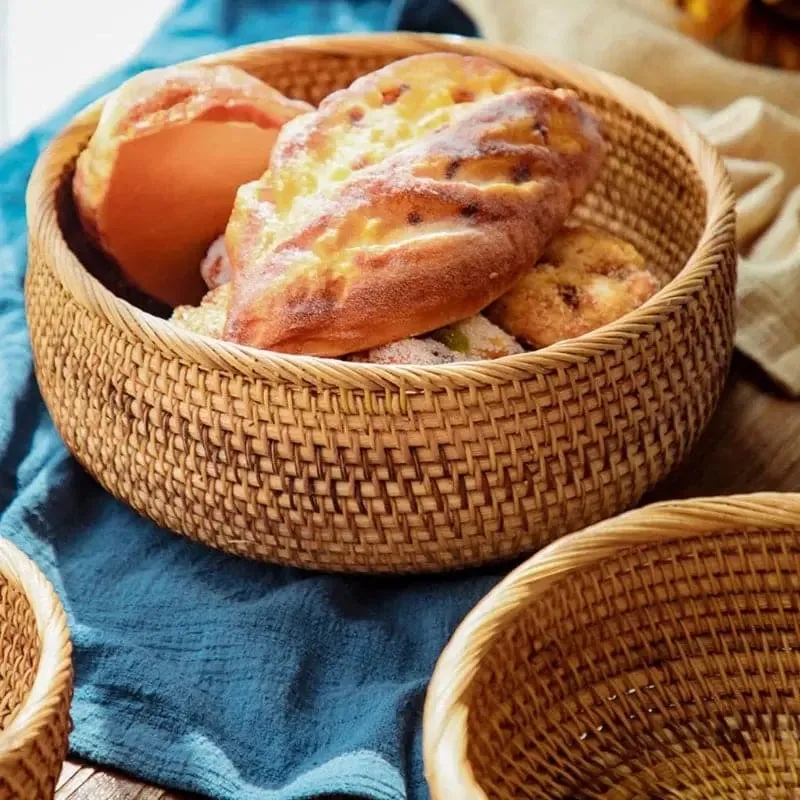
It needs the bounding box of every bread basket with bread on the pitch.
[25,33,737,573]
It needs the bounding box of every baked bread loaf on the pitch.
[222,53,605,356]
[74,64,312,307]
[488,225,661,347]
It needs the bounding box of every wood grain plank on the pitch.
[57,765,178,799]
[54,357,800,798]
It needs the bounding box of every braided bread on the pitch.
[222,53,605,356]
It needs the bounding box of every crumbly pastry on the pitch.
[488,225,661,348]
[349,313,521,364]
[74,64,312,308]
[222,52,605,356]
[171,283,232,339]
[200,235,232,289]
[431,314,524,360]
[349,337,467,365]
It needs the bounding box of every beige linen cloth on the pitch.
[458,0,800,395]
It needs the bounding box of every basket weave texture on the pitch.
[25,33,737,573]
[0,539,72,799]
[424,493,800,798]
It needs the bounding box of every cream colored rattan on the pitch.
[0,538,72,799]
[25,33,736,573]
[424,493,800,798]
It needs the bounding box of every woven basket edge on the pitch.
[422,491,800,799]
[0,538,73,772]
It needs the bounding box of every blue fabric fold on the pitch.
[0,2,496,798]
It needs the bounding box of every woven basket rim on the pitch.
[422,491,800,800]
[25,32,735,390]
[0,538,72,767]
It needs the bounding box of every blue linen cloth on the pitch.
[0,2,509,798]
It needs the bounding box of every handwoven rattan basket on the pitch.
[25,33,736,574]
[424,493,800,798]
[0,538,72,799]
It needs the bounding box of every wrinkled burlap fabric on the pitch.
[459,0,800,395]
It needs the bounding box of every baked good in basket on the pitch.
[488,224,662,348]
[222,53,605,356]
[170,283,231,339]
[73,64,311,307]
[200,234,232,289]
[129,55,656,363]
[174,219,659,363]
[345,314,524,364]
[26,34,737,573]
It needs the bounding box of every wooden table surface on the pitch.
[54,353,800,799]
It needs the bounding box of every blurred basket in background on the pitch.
[0,538,72,799]
[425,493,800,798]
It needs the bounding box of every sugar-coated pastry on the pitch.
[74,64,312,308]
[487,225,662,348]
[222,52,605,356]
[170,283,231,339]
[431,314,524,360]
[349,337,468,366]
[200,235,232,289]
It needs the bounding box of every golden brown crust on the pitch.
[73,64,312,308]
[223,53,605,356]
[487,225,662,348]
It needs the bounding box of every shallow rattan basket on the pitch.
[424,493,800,798]
[0,538,72,799]
[25,33,737,574]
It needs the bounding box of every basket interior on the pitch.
[0,575,39,734]
[464,530,800,798]
[58,47,708,313]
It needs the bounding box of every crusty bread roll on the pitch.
[74,64,311,308]
[488,225,662,347]
[222,53,605,356]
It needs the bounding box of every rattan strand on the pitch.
[0,539,72,799]
[24,33,736,573]
[424,493,800,799]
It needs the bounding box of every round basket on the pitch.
[0,538,73,799]
[24,33,737,574]
[424,493,800,798]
